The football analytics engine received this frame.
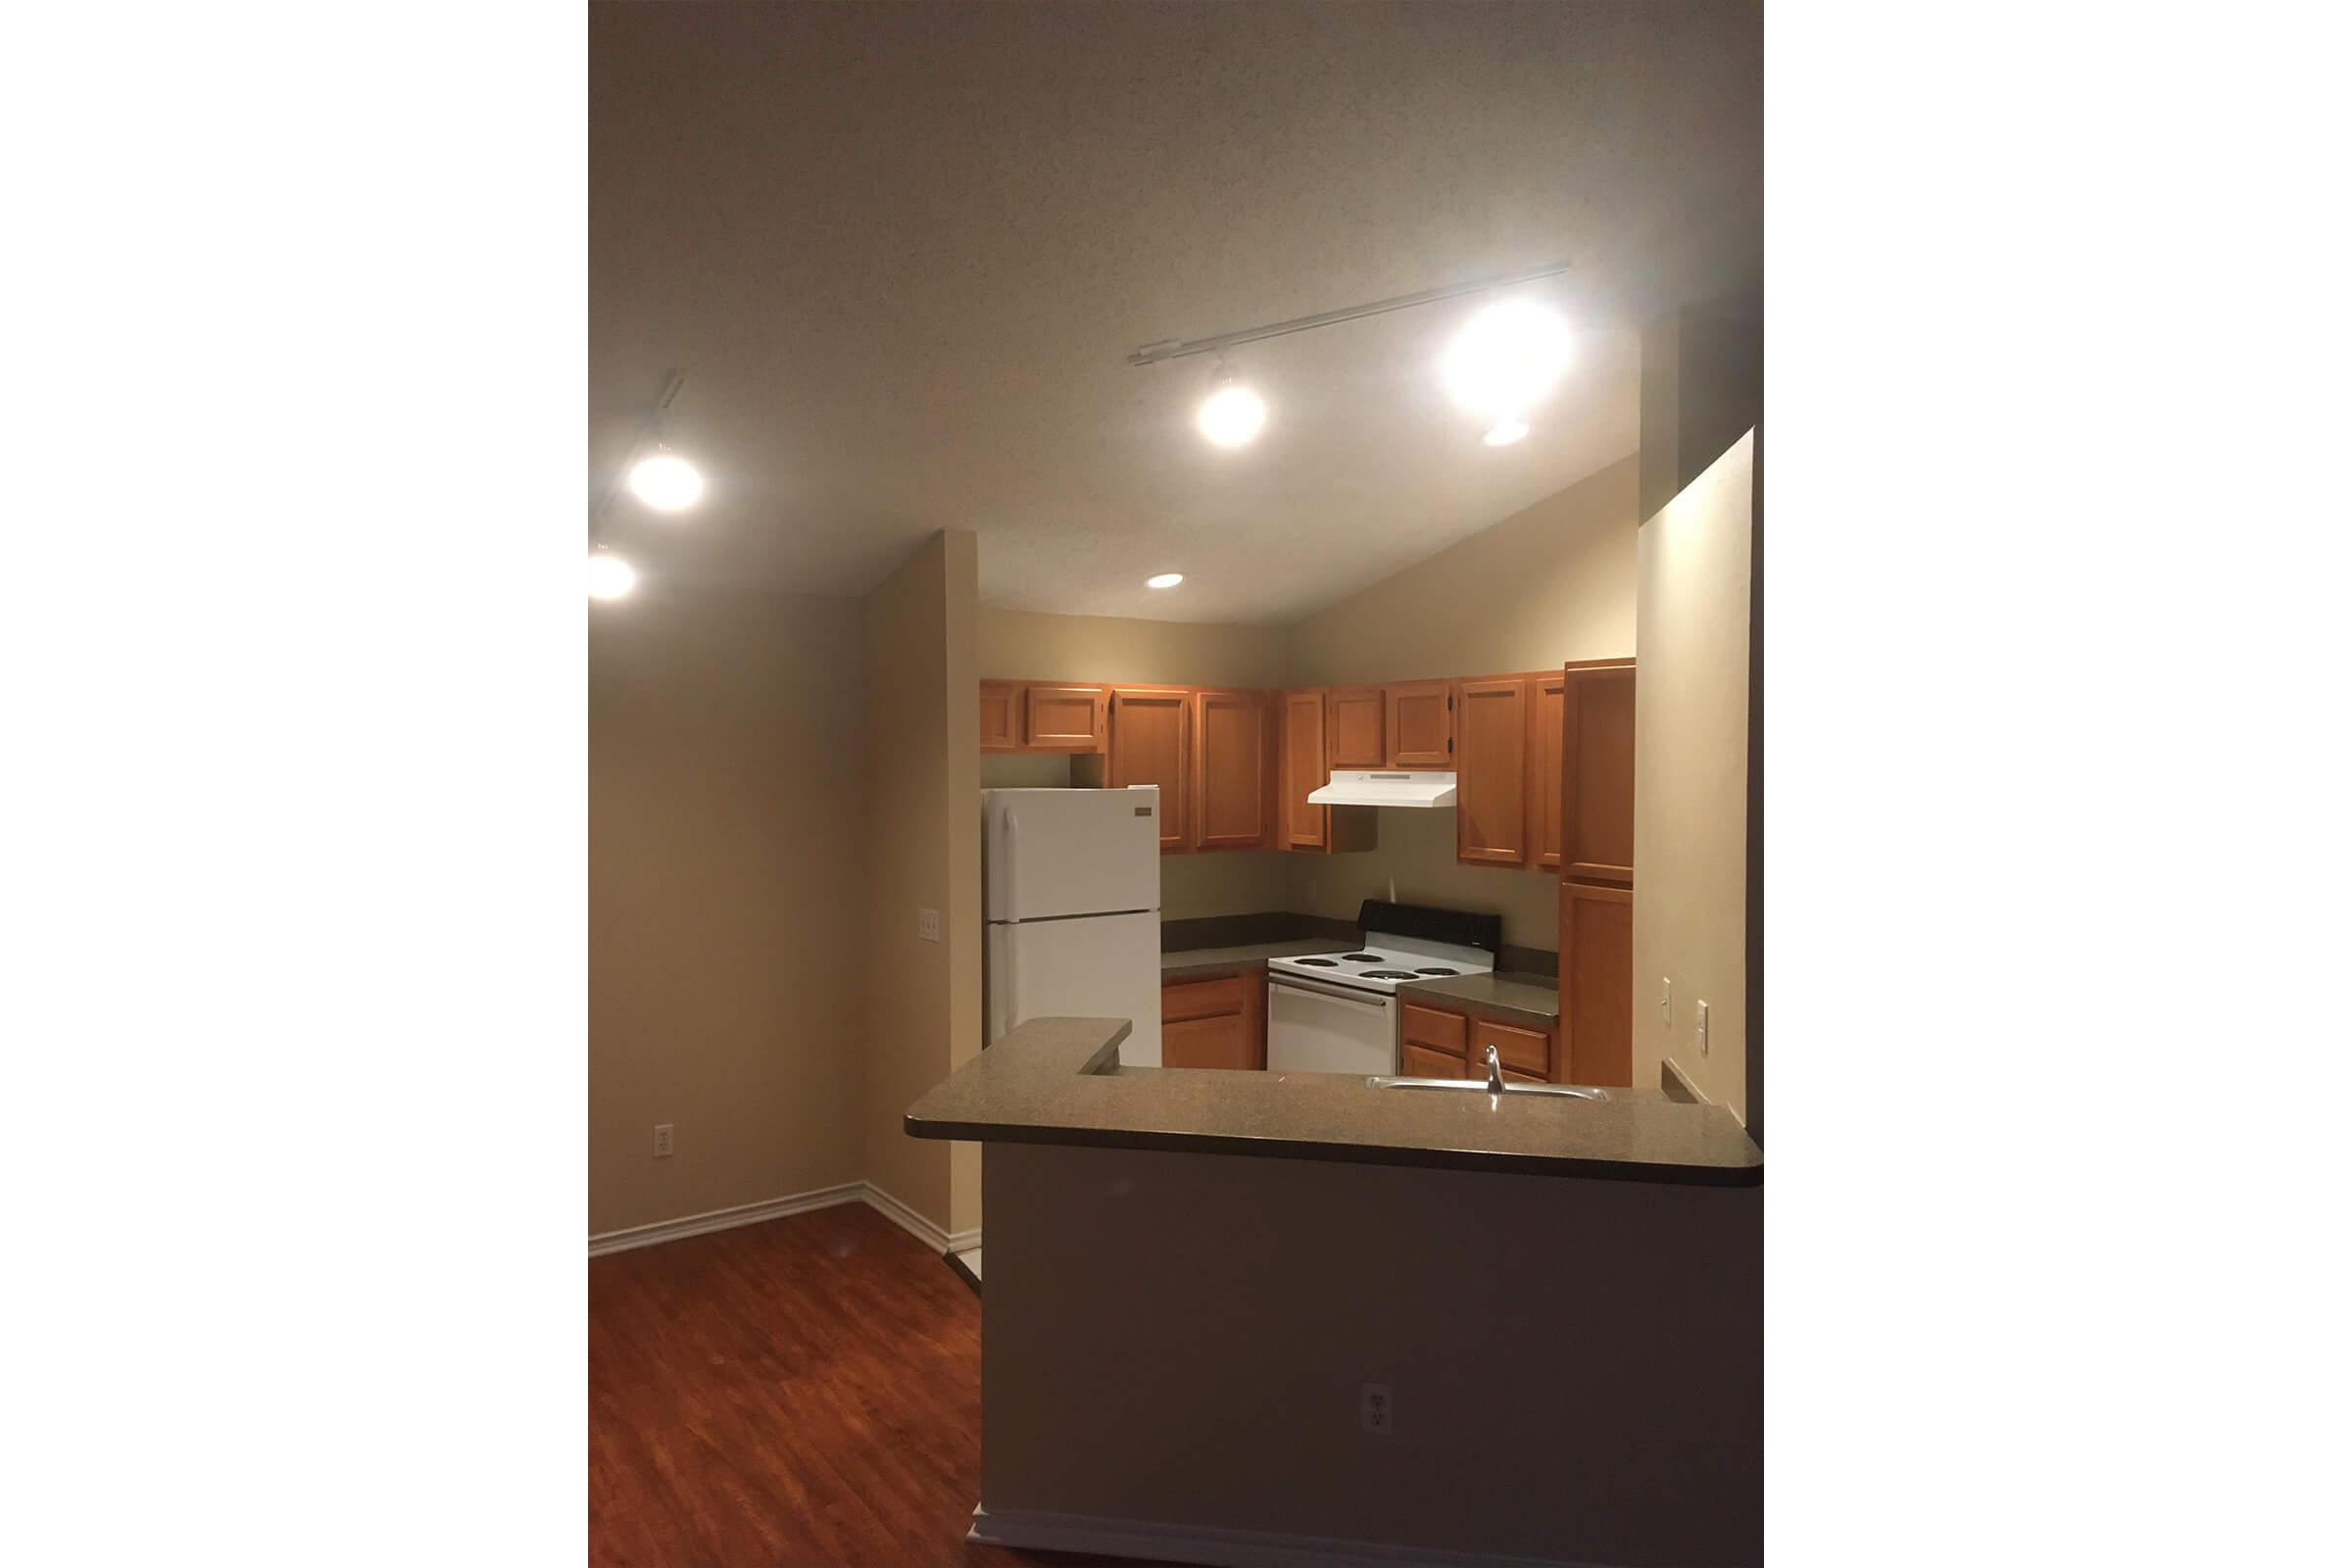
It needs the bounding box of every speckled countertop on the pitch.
[1159,939,1334,980]
[1395,971,1563,1028]
[906,1017,1762,1187]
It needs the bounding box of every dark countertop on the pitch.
[906,1017,1762,1187]
[1395,971,1563,1028]
[1159,939,1335,981]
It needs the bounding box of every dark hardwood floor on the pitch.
[589,1200,1121,1566]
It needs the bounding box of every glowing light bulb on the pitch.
[1147,572,1185,589]
[1196,383,1267,447]
[1441,301,1573,421]
[627,451,704,511]
[587,553,638,601]
[1483,420,1530,447]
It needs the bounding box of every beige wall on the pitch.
[1632,432,1752,1121]
[1282,456,1641,952]
[861,531,984,1235]
[983,1143,1760,1566]
[589,589,867,1235]
[979,608,1288,689]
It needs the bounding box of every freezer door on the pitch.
[984,787,1161,922]
[987,909,1162,1066]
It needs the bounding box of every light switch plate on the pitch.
[916,907,942,943]
[1696,1000,1710,1056]
[1660,977,1673,1025]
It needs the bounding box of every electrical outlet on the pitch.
[1696,1001,1710,1057]
[1659,977,1673,1025]
[653,1123,674,1157]
[1360,1383,1394,1436]
[916,907,942,943]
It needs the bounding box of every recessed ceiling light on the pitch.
[1147,572,1185,589]
[588,552,638,601]
[1442,300,1573,422]
[1483,420,1530,447]
[627,449,705,512]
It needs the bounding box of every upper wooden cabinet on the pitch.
[979,680,1022,753]
[1278,689,1376,856]
[1386,680,1453,767]
[1562,661,1637,884]
[1454,676,1531,866]
[1106,687,1193,852]
[1024,683,1106,753]
[1192,689,1273,851]
[1327,686,1387,768]
[1279,689,1329,850]
[1530,669,1567,870]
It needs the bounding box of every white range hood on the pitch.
[1306,770,1457,808]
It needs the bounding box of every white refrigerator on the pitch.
[983,786,1162,1066]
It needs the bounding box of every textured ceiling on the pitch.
[589,1,1760,624]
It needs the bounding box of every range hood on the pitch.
[1306,770,1457,808]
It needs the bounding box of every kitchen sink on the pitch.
[1366,1075,1608,1101]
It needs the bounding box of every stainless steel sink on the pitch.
[1367,1075,1608,1101]
[1368,1043,1608,1100]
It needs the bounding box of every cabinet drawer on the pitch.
[1399,1004,1468,1053]
[1502,1066,1544,1085]
[1400,1044,1469,1080]
[1474,1017,1552,1077]
[1163,974,1247,1022]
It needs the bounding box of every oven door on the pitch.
[1266,973,1397,1076]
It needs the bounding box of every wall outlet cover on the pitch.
[1360,1383,1393,1436]
[653,1123,675,1157]
[916,907,942,943]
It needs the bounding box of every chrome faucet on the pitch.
[1484,1043,1505,1095]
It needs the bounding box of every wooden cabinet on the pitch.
[1562,662,1636,884]
[1106,687,1192,852]
[1279,689,1375,855]
[1530,669,1566,870]
[1558,880,1633,1087]
[1160,970,1265,1069]
[1399,999,1562,1084]
[1024,683,1106,752]
[1454,676,1531,866]
[979,680,1022,753]
[1385,680,1452,767]
[1192,689,1274,851]
[1327,686,1388,768]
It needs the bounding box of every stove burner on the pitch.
[1361,969,1418,980]
[1338,953,1383,962]
[1414,966,1460,975]
[1294,957,1338,967]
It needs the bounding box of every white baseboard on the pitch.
[588,1181,979,1260]
[968,1505,1611,1568]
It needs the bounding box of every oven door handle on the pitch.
[1268,973,1396,1009]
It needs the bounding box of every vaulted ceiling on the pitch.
[590,1,1759,624]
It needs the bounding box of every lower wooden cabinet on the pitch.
[1559,880,1634,1088]
[1399,1001,1562,1084]
[1159,970,1266,1069]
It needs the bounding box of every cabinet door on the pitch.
[1530,670,1566,870]
[1559,880,1634,1087]
[979,680,1022,753]
[1024,684,1106,752]
[1400,1043,1469,1080]
[1280,689,1329,850]
[1327,686,1387,768]
[1163,1011,1253,1070]
[1454,676,1529,866]
[1108,688,1192,852]
[1192,689,1272,851]
[1386,680,1452,767]
[1563,662,1637,884]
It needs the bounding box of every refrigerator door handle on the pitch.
[1001,808,1018,921]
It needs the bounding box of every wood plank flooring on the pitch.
[589,1200,1120,1566]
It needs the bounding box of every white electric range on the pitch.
[1264,901,1502,1076]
